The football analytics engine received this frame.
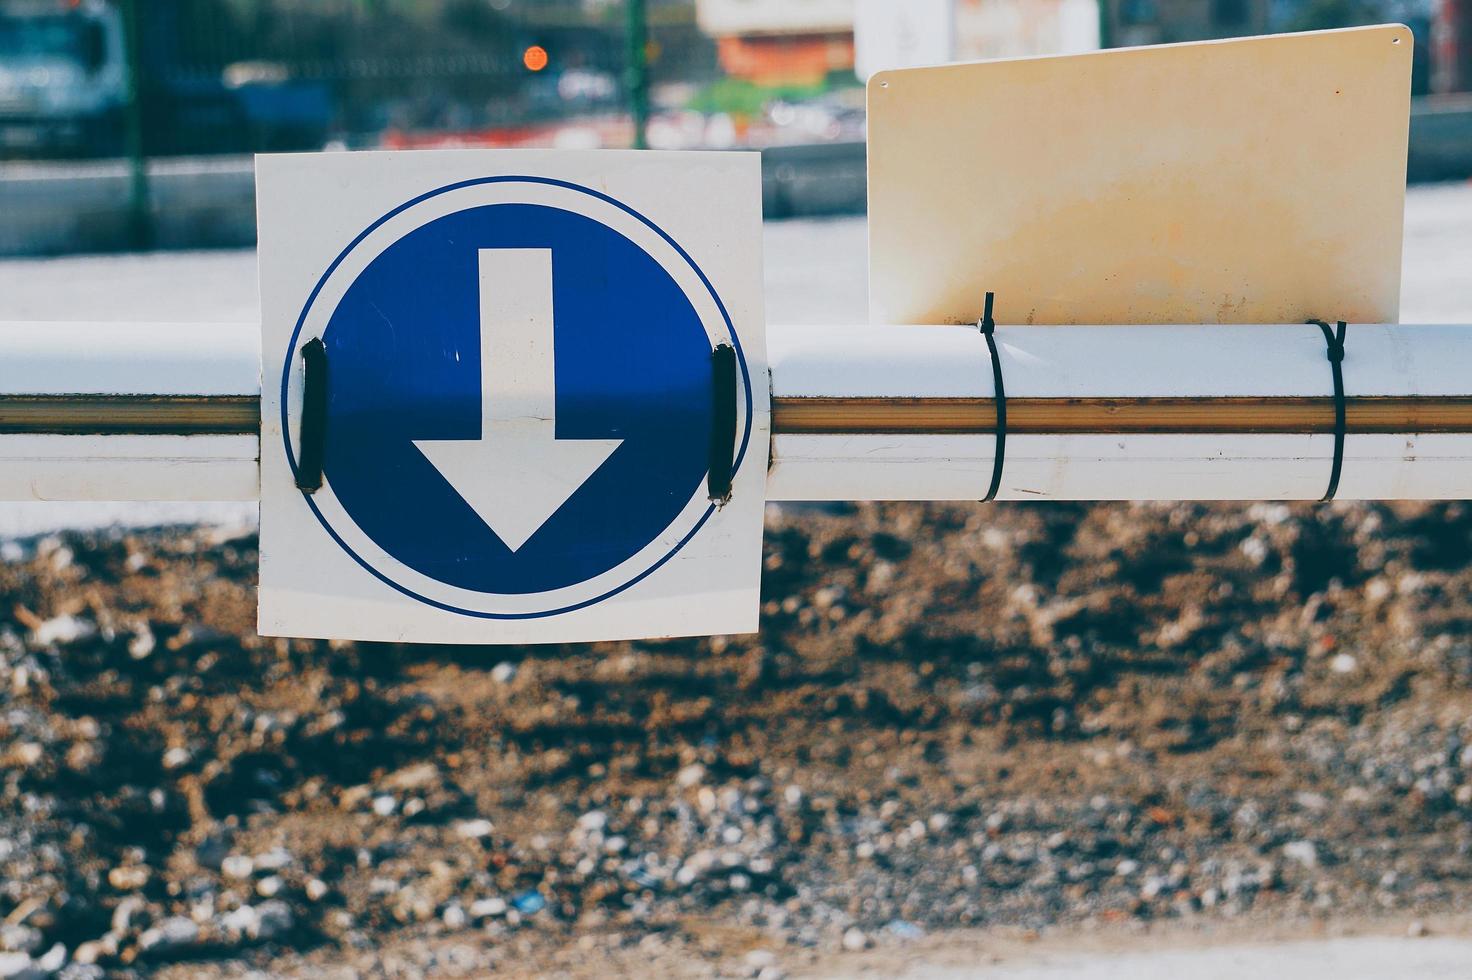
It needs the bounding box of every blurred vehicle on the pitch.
[216,60,332,155]
[557,68,619,103]
[0,0,125,156]
[134,1,332,158]
[0,0,330,159]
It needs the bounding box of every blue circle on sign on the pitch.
[281,177,752,616]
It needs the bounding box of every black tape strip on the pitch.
[1307,319,1348,502]
[979,292,1007,503]
[708,343,738,504]
[296,337,328,494]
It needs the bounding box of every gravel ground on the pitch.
[0,184,1468,978]
[0,499,1470,977]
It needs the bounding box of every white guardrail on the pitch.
[0,320,1468,504]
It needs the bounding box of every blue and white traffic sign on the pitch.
[257,152,768,644]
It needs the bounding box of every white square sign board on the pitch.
[257,149,769,644]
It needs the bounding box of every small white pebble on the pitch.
[1283,840,1319,868]
[221,855,254,880]
[470,897,507,918]
[454,818,495,839]
[745,949,779,970]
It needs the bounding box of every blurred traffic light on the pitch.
[523,45,549,72]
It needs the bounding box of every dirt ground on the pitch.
[0,498,1470,977]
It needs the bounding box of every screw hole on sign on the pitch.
[1392,36,1400,43]
[880,80,890,88]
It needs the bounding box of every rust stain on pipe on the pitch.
[0,396,259,435]
[772,397,1472,435]
[4,394,1471,438]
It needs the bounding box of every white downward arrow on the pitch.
[413,248,622,552]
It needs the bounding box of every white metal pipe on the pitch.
[768,323,1472,501]
[0,322,258,501]
[768,323,1472,399]
[0,321,1465,503]
[0,435,258,502]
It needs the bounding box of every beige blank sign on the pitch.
[867,26,1413,326]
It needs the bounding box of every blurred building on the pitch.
[1100,0,1452,95]
[513,0,715,83]
[696,0,856,84]
[953,0,1102,58]
[1434,0,1471,91]
[1105,0,1269,46]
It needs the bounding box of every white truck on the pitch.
[0,0,126,156]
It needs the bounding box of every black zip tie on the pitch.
[296,337,328,494]
[1307,319,1348,502]
[707,343,738,504]
[979,291,1007,502]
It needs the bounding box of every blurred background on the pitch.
[0,0,1468,255]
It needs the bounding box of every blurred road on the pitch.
[0,209,872,325]
[1,181,1468,325]
[2,181,1468,325]
[1398,182,1472,323]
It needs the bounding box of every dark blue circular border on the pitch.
[280,175,756,621]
